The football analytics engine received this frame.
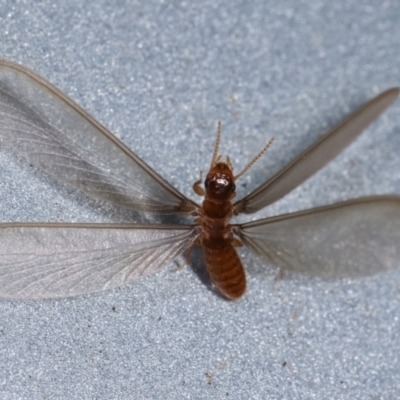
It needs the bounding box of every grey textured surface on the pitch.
[0,0,400,399]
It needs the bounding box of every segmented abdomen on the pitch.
[202,239,246,300]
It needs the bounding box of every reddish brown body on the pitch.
[193,122,274,299]
[196,161,246,300]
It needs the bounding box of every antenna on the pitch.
[235,137,275,180]
[210,121,222,169]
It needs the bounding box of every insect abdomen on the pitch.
[202,239,246,300]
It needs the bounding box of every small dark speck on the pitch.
[232,111,241,118]
[112,306,116,312]
[241,182,247,188]
[88,325,91,328]
[158,316,162,321]
[282,361,287,367]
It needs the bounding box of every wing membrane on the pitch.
[235,196,400,278]
[235,88,399,213]
[0,223,200,299]
[0,59,198,214]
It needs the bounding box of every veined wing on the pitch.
[234,88,399,214]
[234,196,400,278]
[0,223,200,299]
[0,59,198,214]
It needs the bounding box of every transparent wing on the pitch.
[0,59,198,214]
[235,196,400,278]
[235,88,399,213]
[0,223,200,299]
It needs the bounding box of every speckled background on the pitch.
[0,1,399,399]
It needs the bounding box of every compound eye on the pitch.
[232,183,236,192]
[204,178,210,188]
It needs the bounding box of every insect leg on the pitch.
[174,238,202,272]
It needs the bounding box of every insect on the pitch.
[0,59,399,300]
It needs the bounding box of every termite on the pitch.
[0,58,399,300]
[193,122,275,299]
